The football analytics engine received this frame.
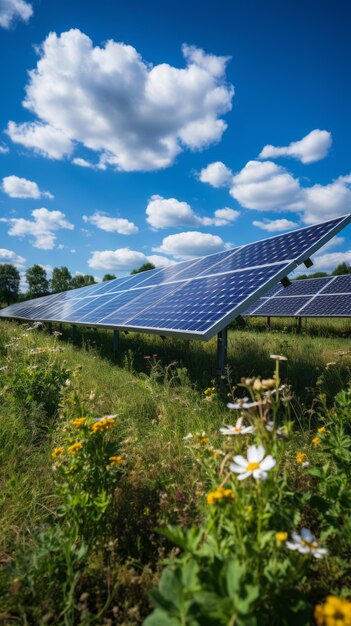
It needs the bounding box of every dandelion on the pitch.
[286,528,327,559]
[230,445,276,480]
[270,354,287,361]
[314,595,351,626]
[219,417,254,436]
[207,486,235,505]
[51,447,64,459]
[312,436,321,446]
[72,418,86,428]
[109,455,124,466]
[68,442,83,454]
[295,452,309,467]
[204,386,216,396]
[275,532,288,542]
[198,436,209,444]
[318,426,327,434]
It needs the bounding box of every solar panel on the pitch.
[245,274,351,318]
[1,214,350,339]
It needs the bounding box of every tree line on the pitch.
[0,262,156,306]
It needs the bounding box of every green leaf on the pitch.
[143,608,182,626]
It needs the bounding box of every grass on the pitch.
[0,318,351,624]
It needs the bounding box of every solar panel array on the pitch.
[245,274,351,317]
[1,214,350,340]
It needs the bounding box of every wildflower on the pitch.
[65,379,72,387]
[0,366,8,371]
[276,532,288,542]
[219,417,254,436]
[296,452,309,466]
[227,397,260,410]
[261,378,276,390]
[68,442,83,454]
[314,595,351,626]
[207,486,235,505]
[91,416,116,432]
[183,432,193,440]
[72,418,86,428]
[109,455,124,466]
[51,447,64,459]
[286,528,327,559]
[325,361,336,369]
[144,355,151,360]
[230,444,276,480]
[270,354,287,361]
[204,386,216,396]
[318,426,327,434]
[265,421,288,437]
[198,436,209,444]
[93,414,118,422]
[312,436,321,446]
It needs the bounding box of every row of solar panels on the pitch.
[244,274,351,317]
[1,214,350,339]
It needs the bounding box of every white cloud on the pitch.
[252,218,299,232]
[147,254,174,267]
[199,161,233,187]
[258,129,332,164]
[1,207,74,249]
[294,175,351,224]
[0,247,25,268]
[7,30,234,171]
[88,247,172,271]
[7,121,73,160]
[72,157,94,168]
[0,0,32,29]
[153,231,227,260]
[83,211,138,235]
[230,160,301,211]
[0,143,9,154]
[310,251,351,273]
[2,175,53,199]
[146,194,239,229]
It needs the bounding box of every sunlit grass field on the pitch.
[1,318,351,625]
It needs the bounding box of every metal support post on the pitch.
[267,316,271,329]
[113,329,119,361]
[72,324,77,344]
[216,326,228,379]
[47,322,52,334]
[296,316,302,334]
[59,323,63,333]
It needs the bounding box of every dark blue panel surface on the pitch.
[277,277,332,296]
[323,275,351,294]
[250,296,310,316]
[98,283,180,324]
[301,295,351,316]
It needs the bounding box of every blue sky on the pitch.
[1,0,351,285]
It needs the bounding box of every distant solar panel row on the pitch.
[1,215,350,339]
[245,274,351,317]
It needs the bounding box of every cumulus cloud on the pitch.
[293,175,351,224]
[0,247,25,268]
[146,194,239,229]
[153,231,228,260]
[1,207,74,249]
[230,160,301,211]
[7,30,234,171]
[0,143,9,154]
[0,0,32,29]
[199,161,233,187]
[252,218,299,232]
[2,175,53,199]
[258,129,332,164]
[310,250,351,273]
[88,247,172,271]
[7,121,73,159]
[83,211,138,235]
[72,157,94,168]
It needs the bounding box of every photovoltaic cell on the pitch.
[1,214,350,339]
[249,296,311,316]
[301,295,351,316]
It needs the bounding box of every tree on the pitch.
[102,274,117,281]
[0,264,20,306]
[25,264,49,298]
[332,262,351,276]
[51,267,72,293]
[71,274,96,289]
[295,272,329,280]
[130,262,155,275]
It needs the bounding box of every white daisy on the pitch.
[227,397,260,410]
[219,417,254,436]
[286,528,327,559]
[229,444,276,480]
[270,354,287,361]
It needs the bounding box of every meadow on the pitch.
[0,318,351,625]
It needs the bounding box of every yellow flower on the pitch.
[314,595,351,626]
[275,532,288,542]
[68,442,83,454]
[296,452,308,464]
[312,437,321,446]
[72,418,86,428]
[109,455,123,466]
[207,486,235,505]
[318,426,327,434]
[204,387,216,396]
[198,436,209,444]
[51,447,64,459]
[91,416,116,433]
